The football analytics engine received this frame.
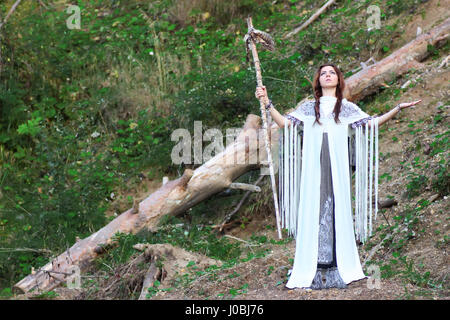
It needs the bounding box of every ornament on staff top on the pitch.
[244,26,275,63]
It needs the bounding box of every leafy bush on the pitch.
[431,161,449,196]
[405,173,429,199]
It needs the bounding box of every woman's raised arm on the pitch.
[255,86,292,129]
[368,99,422,127]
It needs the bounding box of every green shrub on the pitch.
[431,161,449,196]
[405,173,428,199]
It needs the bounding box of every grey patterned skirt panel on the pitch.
[310,133,347,290]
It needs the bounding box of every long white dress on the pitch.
[277,96,379,289]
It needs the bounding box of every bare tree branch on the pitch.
[283,0,336,39]
[0,0,22,31]
[0,247,52,254]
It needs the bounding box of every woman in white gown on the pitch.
[255,64,421,290]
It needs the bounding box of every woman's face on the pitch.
[319,66,338,88]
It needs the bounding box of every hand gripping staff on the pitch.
[244,17,282,239]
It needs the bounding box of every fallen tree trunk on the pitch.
[14,17,450,295]
[342,17,450,101]
[134,243,221,300]
[13,114,274,294]
[138,257,160,300]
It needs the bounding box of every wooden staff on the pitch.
[244,17,282,239]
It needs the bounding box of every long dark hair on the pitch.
[312,63,346,125]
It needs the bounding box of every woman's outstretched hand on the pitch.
[398,99,422,110]
[255,86,269,105]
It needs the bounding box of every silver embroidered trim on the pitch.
[290,99,364,120]
[294,100,316,117]
[285,114,303,126]
[351,116,373,128]
[338,100,364,118]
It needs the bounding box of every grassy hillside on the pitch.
[0,0,448,299]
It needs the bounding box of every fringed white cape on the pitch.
[277,98,380,289]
